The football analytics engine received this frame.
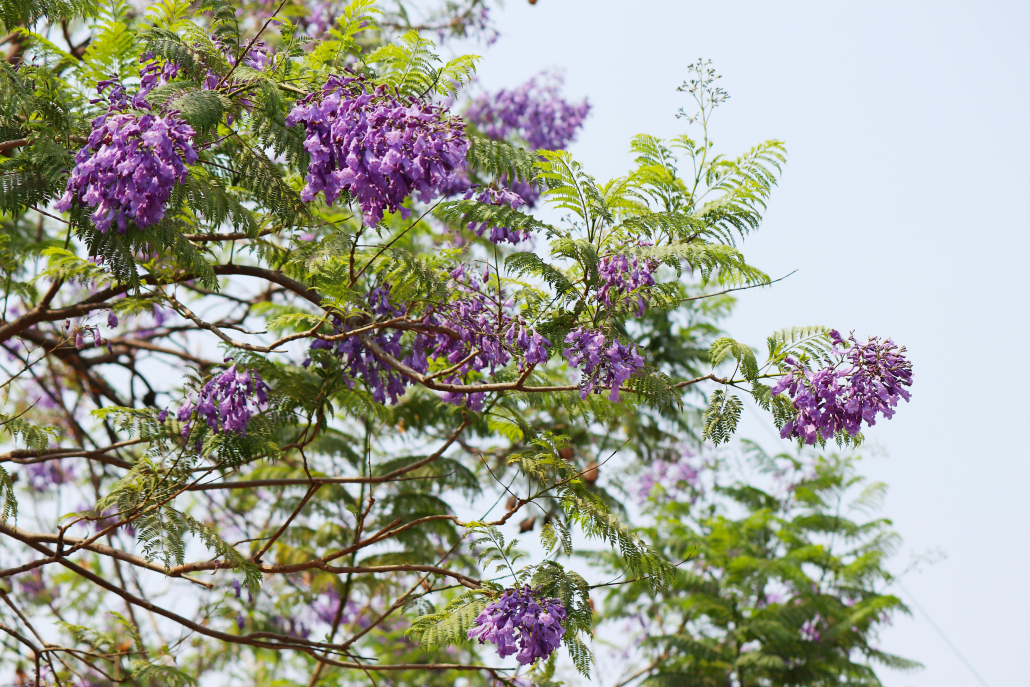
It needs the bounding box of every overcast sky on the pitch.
[472,1,1030,685]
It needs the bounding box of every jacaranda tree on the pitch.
[0,0,915,684]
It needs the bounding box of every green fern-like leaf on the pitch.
[701,389,741,445]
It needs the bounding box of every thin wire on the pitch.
[895,580,990,687]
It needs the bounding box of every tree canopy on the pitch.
[0,1,915,685]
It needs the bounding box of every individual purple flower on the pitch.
[462,185,530,244]
[107,310,118,328]
[598,248,658,316]
[157,408,168,423]
[286,75,470,226]
[232,579,241,599]
[467,585,566,665]
[563,327,645,402]
[236,613,245,630]
[772,330,913,445]
[176,361,270,437]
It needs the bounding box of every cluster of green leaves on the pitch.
[597,444,918,686]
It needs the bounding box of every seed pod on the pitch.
[558,446,575,460]
[506,495,518,511]
[519,516,536,533]
[582,460,599,484]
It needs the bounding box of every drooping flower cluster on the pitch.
[635,455,702,505]
[307,286,410,406]
[467,586,566,665]
[55,56,197,233]
[55,110,198,233]
[413,264,549,409]
[25,460,74,493]
[464,73,589,209]
[306,271,550,410]
[286,75,470,226]
[563,327,645,402]
[800,613,823,642]
[462,185,530,244]
[771,330,913,445]
[465,72,590,152]
[176,361,270,437]
[598,249,658,315]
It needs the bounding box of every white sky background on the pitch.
[468,1,1030,686]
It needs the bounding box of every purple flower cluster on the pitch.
[800,613,823,642]
[598,249,658,316]
[25,460,74,493]
[563,328,645,402]
[286,75,470,226]
[412,265,549,409]
[308,272,550,410]
[465,73,590,152]
[462,186,530,244]
[308,286,410,405]
[56,53,198,233]
[772,330,913,445]
[55,109,198,232]
[464,73,589,209]
[467,586,566,665]
[176,361,269,437]
[635,457,701,504]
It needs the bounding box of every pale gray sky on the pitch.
[473,1,1030,685]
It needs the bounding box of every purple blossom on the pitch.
[467,586,566,665]
[286,75,470,226]
[55,109,198,233]
[312,588,369,629]
[307,276,549,408]
[309,286,410,405]
[462,185,530,244]
[16,569,58,602]
[25,461,74,492]
[465,73,590,152]
[270,614,310,639]
[598,249,658,316]
[107,310,118,328]
[772,331,913,445]
[176,361,270,437]
[635,456,701,504]
[800,614,823,642]
[563,327,645,402]
[201,38,271,119]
